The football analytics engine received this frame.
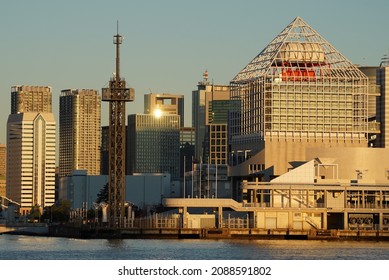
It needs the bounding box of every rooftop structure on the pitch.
[144,93,184,127]
[11,85,52,114]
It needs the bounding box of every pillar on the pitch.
[182,206,188,228]
[218,206,223,228]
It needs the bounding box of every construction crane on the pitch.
[102,22,135,228]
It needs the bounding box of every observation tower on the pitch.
[102,23,135,228]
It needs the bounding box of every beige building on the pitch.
[11,85,52,114]
[166,148,389,230]
[7,112,56,214]
[7,85,56,214]
[59,89,101,177]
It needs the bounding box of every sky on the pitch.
[1,0,389,145]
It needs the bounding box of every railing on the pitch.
[223,216,250,229]
[130,214,182,229]
[305,216,320,229]
[117,214,252,229]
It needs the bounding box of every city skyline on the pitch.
[1,0,389,144]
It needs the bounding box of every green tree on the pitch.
[42,200,71,223]
[28,205,42,222]
[96,182,108,204]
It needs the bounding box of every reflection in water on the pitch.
[0,235,388,260]
[106,239,125,249]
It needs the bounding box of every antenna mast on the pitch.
[102,22,135,228]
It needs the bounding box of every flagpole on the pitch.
[183,155,186,198]
[207,157,210,198]
[199,156,202,198]
[191,156,194,198]
[215,157,218,198]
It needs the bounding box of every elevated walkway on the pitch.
[163,198,245,212]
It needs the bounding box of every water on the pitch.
[0,234,388,260]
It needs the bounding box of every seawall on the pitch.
[47,224,389,241]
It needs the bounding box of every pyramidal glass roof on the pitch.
[231,16,366,84]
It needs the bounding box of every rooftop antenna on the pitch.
[203,69,209,84]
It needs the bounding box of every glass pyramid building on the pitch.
[229,17,369,176]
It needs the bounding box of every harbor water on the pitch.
[0,234,388,260]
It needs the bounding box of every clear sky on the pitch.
[1,0,388,144]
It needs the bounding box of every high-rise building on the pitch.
[59,89,101,177]
[192,72,231,161]
[127,114,180,180]
[229,17,370,179]
[144,93,184,127]
[11,85,52,114]
[7,85,56,214]
[0,144,6,197]
[0,144,6,177]
[180,127,195,177]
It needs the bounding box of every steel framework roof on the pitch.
[231,16,366,84]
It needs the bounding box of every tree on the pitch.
[96,182,108,204]
[28,205,42,222]
[42,200,71,223]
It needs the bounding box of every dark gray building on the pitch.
[127,114,180,180]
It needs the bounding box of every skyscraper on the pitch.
[144,93,184,127]
[192,72,231,161]
[59,89,101,177]
[7,85,56,214]
[127,114,180,180]
[0,144,6,197]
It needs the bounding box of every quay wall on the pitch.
[46,224,389,241]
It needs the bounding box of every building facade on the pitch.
[144,93,184,127]
[377,66,389,148]
[0,144,6,197]
[229,17,370,179]
[7,85,56,214]
[11,85,52,114]
[7,112,56,214]
[180,127,195,177]
[59,89,101,177]
[59,171,171,210]
[192,73,230,161]
[358,66,381,147]
[127,114,180,180]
